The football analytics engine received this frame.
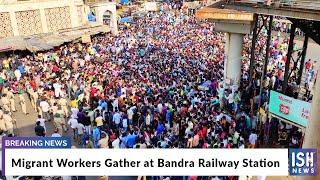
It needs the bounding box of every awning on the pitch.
[0,37,27,51]
[120,0,130,5]
[0,25,110,52]
[25,37,54,52]
[88,12,96,22]
[120,16,132,23]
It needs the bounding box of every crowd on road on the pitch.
[0,1,317,161]
[0,7,260,151]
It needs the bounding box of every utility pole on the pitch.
[282,23,296,94]
[249,14,258,83]
[297,34,309,85]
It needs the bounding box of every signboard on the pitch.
[268,90,311,127]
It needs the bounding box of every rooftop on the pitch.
[210,0,320,21]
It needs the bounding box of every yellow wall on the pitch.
[0,0,86,37]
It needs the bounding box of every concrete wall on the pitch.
[0,0,86,37]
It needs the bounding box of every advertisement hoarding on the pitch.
[269,90,311,127]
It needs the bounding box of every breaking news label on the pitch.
[1,137,318,176]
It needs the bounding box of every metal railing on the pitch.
[279,0,320,10]
[232,0,320,10]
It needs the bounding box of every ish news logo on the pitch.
[289,149,318,176]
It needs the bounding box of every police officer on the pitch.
[59,96,69,118]
[7,90,16,112]
[18,91,28,115]
[1,94,11,112]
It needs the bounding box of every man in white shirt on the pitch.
[112,97,118,112]
[271,75,276,89]
[76,123,85,137]
[112,110,121,128]
[53,81,63,98]
[70,107,79,119]
[112,137,120,149]
[157,103,163,113]
[226,91,234,112]
[76,122,85,142]
[68,117,78,139]
[249,130,258,148]
[127,107,134,122]
[122,117,128,131]
[40,99,50,121]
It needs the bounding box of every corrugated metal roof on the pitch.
[0,25,110,52]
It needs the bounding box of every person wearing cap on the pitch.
[54,112,67,136]
[1,94,10,113]
[0,110,7,132]
[59,96,69,118]
[7,90,16,112]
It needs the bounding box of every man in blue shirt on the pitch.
[92,125,100,148]
[113,109,121,129]
[126,131,138,148]
[18,65,25,74]
[120,132,128,149]
[156,122,165,136]
[100,100,108,111]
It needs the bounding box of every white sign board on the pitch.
[145,2,158,11]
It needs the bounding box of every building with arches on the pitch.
[0,0,118,39]
[86,1,118,34]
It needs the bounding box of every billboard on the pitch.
[268,90,311,127]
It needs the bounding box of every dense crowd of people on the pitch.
[0,2,318,179]
[0,2,317,147]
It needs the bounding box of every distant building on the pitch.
[0,0,117,38]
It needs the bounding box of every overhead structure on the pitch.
[196,7,253,86]
[199,1,320,179]
[0,25,110,52]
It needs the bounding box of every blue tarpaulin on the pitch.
[198,80,211,91]
[120,17,132,23]
[88,12,96,22]
[120,0,129,5]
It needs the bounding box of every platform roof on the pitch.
[211,0,320,21]
[196,7,254,24]
[0,25,110,52]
